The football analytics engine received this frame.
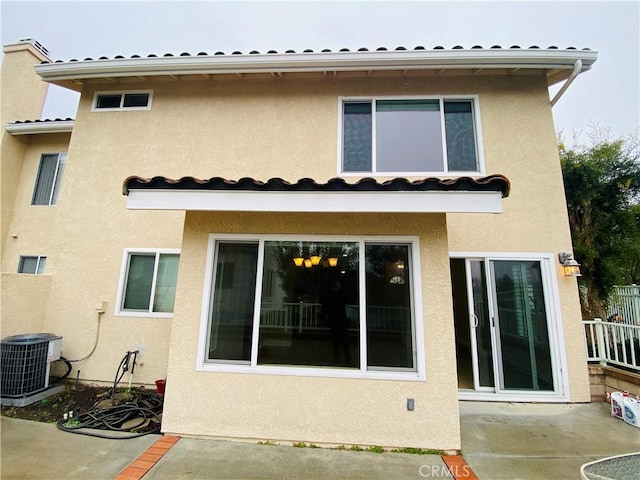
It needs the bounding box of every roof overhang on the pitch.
[123,176,510,214]
[36,49,597,92]
[6,120,74,135]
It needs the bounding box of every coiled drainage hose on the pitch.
[56,351,163,439]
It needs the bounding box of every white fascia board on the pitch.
[6,121,74,135]
[35,49,598,82]
[126,190,504,213]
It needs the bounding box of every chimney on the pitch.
[2,38,51,124]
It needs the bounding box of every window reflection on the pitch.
[258,241,360,368]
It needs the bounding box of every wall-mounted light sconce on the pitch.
[328,257,339,267]
[558,252,581,277]
[293,257,304,267]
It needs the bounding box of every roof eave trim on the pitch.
[35,49,598,82]
[6,121,74,135]
[125,189,505,214]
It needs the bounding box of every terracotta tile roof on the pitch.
[9,118,74,124]
[46,45,591,63]
[123,175,510,198]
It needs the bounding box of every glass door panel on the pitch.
[469,261,494,388]
[491,260,554,392]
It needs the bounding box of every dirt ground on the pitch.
[1,384,136,423]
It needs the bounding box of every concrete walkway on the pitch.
[0,417,448,480]
[2,401,639,480]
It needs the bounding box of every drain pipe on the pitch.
[551,59,583,107]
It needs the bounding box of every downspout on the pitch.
[550,59,583,107]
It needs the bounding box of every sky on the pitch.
[1,0,639,146]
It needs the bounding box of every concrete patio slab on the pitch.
[0,417,159,480]
[460,401,640,480]
[3,401,638,480]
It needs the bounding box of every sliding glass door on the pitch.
[452,257,557,395]
[491,260,554,392]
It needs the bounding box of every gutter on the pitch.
[35,49,598,83]
[550,59,583,106]
[6,120,74,135]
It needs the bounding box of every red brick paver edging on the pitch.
[115,435,180,480]
[441,455,479,480]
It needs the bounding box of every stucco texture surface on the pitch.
[0,65,589,441]
[161,211,461,450]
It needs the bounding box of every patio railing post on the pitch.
[594,317,606,366]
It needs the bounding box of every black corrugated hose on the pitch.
[56,351,163,439]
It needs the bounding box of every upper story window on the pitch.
[115,249,180,317]
[92,91,152,111]
[340,97,481,175]
[18,256,46,274]
[31,153,66,205]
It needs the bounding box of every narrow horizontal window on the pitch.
[93,91,152,110]
[18,256,46,274]
[96,94,122,109]
[123,93,150,108]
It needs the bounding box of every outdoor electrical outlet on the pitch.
[407,398,415,411]
[95,301,107,313]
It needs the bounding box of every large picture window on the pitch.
[116,249,180,317]
[203,236,421,377]
[341,97,480,174]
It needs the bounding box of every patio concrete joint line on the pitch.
[114,435,181,480]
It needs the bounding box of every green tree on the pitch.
[560,132,640,317]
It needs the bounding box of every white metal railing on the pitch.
[583,318,640,372]
[606,284,640,327]
[259,302,409,333]
[215,301,410,334]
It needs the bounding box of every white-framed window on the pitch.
[115,249,180,317]
[339,96,483,175]
[31,153,66,205]
[18,256,47,274]
[197,235,425,381]
[92,90,152,111]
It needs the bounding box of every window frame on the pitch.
[31,153,67,206]
[17,255,47,274]
[115,248,180,318]
[196,234,426,381]
[450,251,570,401]
[337,95,485,177]
[92,90,153,111]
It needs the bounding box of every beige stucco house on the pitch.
[1,39,597,450]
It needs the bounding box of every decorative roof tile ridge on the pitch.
[40,45,593,64]
[11,117,75,124]
[123,174,510,197]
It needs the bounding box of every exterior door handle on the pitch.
[471,314,479,328]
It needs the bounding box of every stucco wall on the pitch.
[161,211,461,450]
[1,42,50,256]
[446,78,589,402]
[2,133,71,272]
[2,71,588,406]
[1,273,51,337]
